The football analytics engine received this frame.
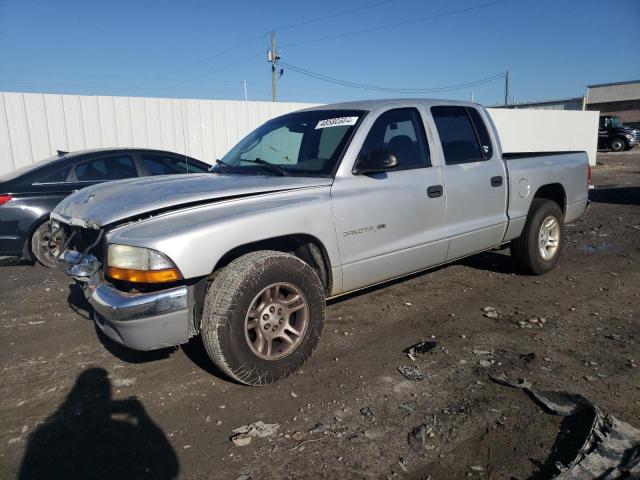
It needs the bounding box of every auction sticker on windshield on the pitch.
[315,117,359,129]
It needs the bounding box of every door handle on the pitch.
[427,185,443,198]
[491,176,503,187]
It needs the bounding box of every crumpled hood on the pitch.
[52,173,332,228]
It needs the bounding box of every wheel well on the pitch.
[533,184,566,213]
[213,234,332,294]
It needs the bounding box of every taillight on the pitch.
[0,194,12,206]
[587,165,592,186]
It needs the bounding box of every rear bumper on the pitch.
[85,274,190,351]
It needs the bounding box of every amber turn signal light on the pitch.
[106,266,182,283]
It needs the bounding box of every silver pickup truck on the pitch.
[52,99,590,385]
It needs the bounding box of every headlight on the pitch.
[106,244,182,283]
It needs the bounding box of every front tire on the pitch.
[31,221,65,268]
[510,199,564,275]
[610,138,626,152]
[201,250,325,386]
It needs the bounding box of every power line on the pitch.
[154,0,401,84]
[280,0,511,49]
[270,0,399,32]
[280,61,505,94]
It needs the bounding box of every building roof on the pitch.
[587,80,640,88]
[503,97,583,107]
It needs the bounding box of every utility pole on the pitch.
[243,80,248,102]
[268,32,280,102]
[504,68,510,108]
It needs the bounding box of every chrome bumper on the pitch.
[84,273,190,351]
[84,272,190,350]
[58,250,191,351]
[86,273,188,322]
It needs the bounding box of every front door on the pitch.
[331,107,448,293]
[429,105,508,260]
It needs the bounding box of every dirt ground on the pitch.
[1,151,639,480]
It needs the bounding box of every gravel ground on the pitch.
[1,150,639,480]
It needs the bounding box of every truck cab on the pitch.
[598,115,640,152]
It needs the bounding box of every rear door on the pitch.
[430,105,507,260]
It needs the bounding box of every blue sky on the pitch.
[1,0,639,105]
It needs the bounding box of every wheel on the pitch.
[510,199,564,275]
[610,138,626,152]
[31,221,65,268]
[201,250,325,386]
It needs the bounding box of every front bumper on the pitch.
[59,250,191,351]
[86,273,190,351]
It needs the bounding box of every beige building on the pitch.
[585,80,640,128]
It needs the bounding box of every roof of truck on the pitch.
[299,98,482,112]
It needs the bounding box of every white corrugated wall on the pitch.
[487,108,599,166]
[0,92,600,175]
[0,92,320,175]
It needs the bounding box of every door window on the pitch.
[74,155,137,181]
[359,108,430,169]
[431,106,491,165]
[466,108,493,158]
[37,165,72,184]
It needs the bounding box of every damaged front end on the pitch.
[50,213,105,282]
[50,213,197,352]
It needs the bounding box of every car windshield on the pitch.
[610,117,623,128]
[213,109,365,177]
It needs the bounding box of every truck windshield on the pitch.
[214,109,365,177]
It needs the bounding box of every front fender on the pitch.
[105,187,342,288]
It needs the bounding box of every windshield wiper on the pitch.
[242,158,289,176]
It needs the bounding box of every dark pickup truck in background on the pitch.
[598,115,640,152]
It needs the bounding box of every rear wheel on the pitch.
[510,199,564,275]
[201,250,325,386]
[31,221,65,268]
[610,138,626,152]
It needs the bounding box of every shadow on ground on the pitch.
[18,367,179,480]
[457,250,516,275]
[66,283,177,363]
[181,336,243,385]
[590,186,640,206]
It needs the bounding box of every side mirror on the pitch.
[353,149,399,175]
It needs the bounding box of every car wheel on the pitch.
[201,250,325,386]
[510,199,564,275]
[610,138,626,152]
[31,221,65,268]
